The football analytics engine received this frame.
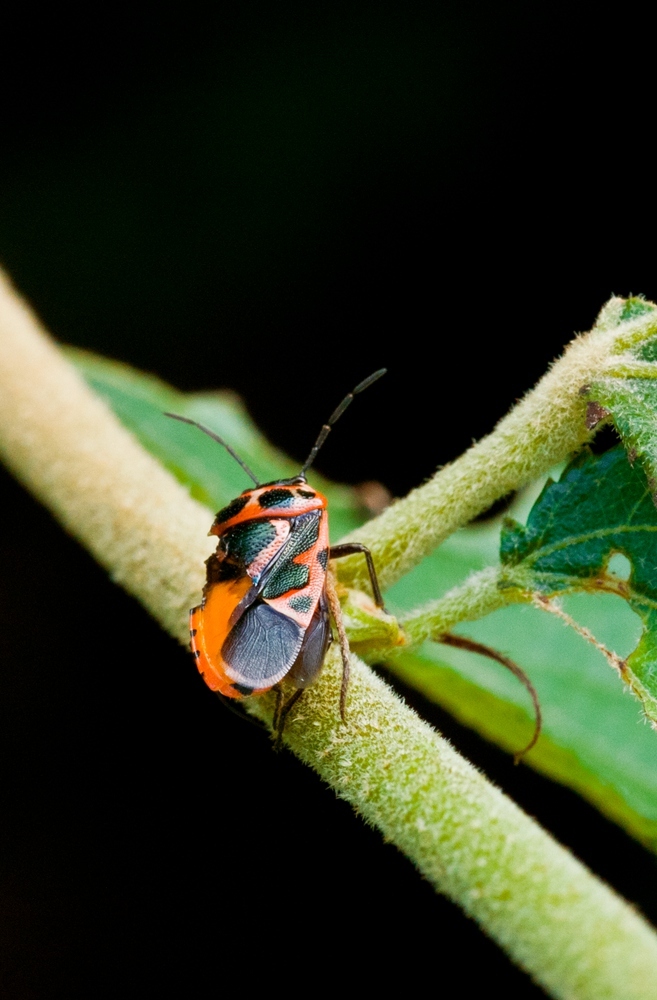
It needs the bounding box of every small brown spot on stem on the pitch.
[585,401,610,430]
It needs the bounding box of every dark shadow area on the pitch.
[1,4,656,501]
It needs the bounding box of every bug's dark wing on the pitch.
[221,602,304,691]
[287,590,332,688]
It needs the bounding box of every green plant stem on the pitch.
[1,269,657,999]
[398,566,527,646]
[250,654,657,1000]
[338,299,657,593]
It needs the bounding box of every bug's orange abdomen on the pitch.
[190,575,264,698]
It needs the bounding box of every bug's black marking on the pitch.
[261,512,320,599]
[297,489,315,499]
[288,594,312,613]
[214,494,250,525]
[194,650,201,658]
[317,547,329,570]
[232,682,255,696]
[224,520,277,567]
[258,488,294,509]
[190,628,197,637]
[222,602,303,685]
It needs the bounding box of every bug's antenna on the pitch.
[164,413,260,486]
[300,368,387,478]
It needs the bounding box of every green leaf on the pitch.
[618,295,656,324]
[67,348,370,541]
[584,376,657,500]
[585,295,657,498]
[499,446,657,725]
[71,348,657,850]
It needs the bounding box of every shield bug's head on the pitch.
[209,481,326,535]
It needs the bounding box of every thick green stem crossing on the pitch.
[398,565,526,646]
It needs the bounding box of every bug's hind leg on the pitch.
[272,684,285,734]
[272,688,305,751]
[325,572,351,722]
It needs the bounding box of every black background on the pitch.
[1,4,656,996]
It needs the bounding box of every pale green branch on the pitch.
[397,566,527,647]
[1,269,657,999]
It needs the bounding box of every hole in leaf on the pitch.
[607,552,632,581]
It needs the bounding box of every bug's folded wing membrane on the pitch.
[221,602,304,690]
[287,592,332,688]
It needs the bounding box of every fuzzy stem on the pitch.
[1,270,656,999]
[248,650,657,1000]
[398,565,527,646]
[338,298,657,592]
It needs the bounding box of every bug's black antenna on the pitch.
[164,413,260,486]
[300,368,387,478]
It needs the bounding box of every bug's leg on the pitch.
[438,633,542,763]
[325,572,351,722]
[329,542,385,609]
[272,684,284,733]
[273,689,305,750]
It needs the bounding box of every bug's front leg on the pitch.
[329,542,385,608]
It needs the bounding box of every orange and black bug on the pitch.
[165,370,386,740]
